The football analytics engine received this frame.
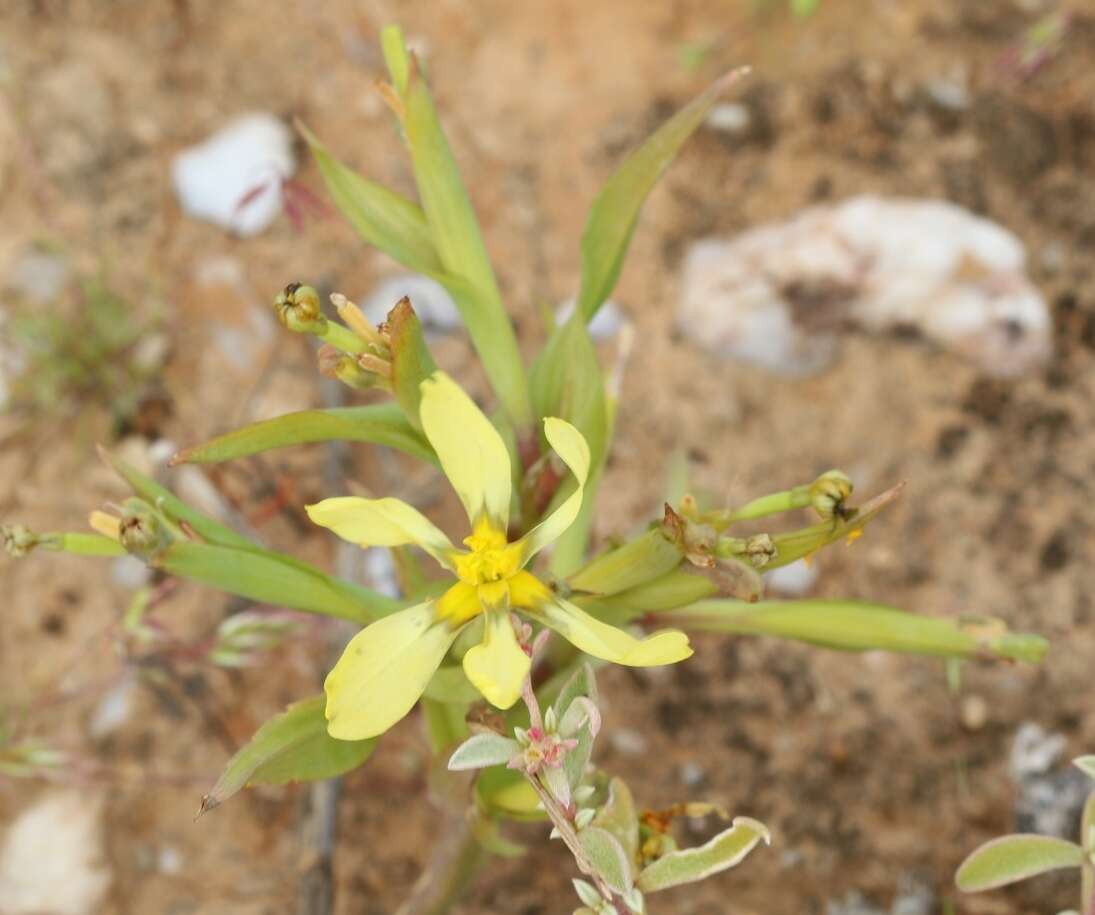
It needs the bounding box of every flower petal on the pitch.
[462,610,530,710]
[306,496,456,569]
[419,372,512,529]
[515,418,591,563]
[436,581,482,625]
[526,596,692,667]
[324,602,461,739]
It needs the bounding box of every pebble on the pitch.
[678,761,707,787]
[88,675,137,739]
[609,728,648,757]
[1009,722,1089,839]
[556,298,628,341]
[360,274,462,338]
[1009,721,1065,781]
[705,102,752,134]
[171,113,295,237]
[678,196,1051,378]
[764,557,819,596]
[111,554,153,590]
[959,694,988,731]
[0,791,111,915]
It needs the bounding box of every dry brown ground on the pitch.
[2,1,1095,913]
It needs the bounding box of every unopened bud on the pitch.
[744,533,776,568]
[118,502,173,558]
[275,283,327,334]
[317,345,380,391]
[2,523,41,558]
[809,470,855,521]
[574,807,596,830]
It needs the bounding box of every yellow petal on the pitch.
[462,609,530,709]
[514,417,591,563]
[324,602,461,739]
[436,581,482,625]
[306,496,456,569]
[526,596,692,667]
[419,372,512,530]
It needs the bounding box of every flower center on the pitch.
[456,523,520,586]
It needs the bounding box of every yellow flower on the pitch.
[307,371,692,740]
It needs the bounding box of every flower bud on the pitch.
[809,470,855,521]
[274,283,327,334]
[1,523,40,558]
[118,502,173,558]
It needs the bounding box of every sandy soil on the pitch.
[2,1,1094,913]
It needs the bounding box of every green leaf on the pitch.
[575,68,748,322]
[1075,756,1095,781]
[50,532,128,557]
[550,664,599,791]
[299,123,442,275]
[637,816,769,893]
[592,777,640,866]
[663,599,1049,662]
[476,766,545,821]
[155,540,398,623]
[171,404,436,467]
[569,529,683,596]
[421,696,470,753]
[200,696,374,814]
[579,826,634,893]
[791,0,821,17]
[956,835,1084,892]
[581,569,717,626]
[387,297,438,430]
[392,37,531,428]
[99,447,254,549]
[448,733,520,771]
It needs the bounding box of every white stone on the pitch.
[765,557,819,596]
[360,274,462,338]
[706,102,752,133]
[171,113,295,237]
[556,297,628,341]
[88,675,137,738]
[1010,721,1066,782]
[0,791,111,915]
[678,196,1051,378]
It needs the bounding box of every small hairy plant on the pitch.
[956,756,1095,915]
[2,24,1050,913]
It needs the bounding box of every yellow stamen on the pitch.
[88,511,121,541]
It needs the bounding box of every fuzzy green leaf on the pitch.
[300,124,441,275]
[448,733,520,771]
[155,540,398,623]
[200,696,374,814]
[575,69,748,321]
[663,599,1048,663]
[592,777,640,866]
[550,664,599,791]
[579,826,634,894]
[637,817,769,893]
[171,404,436,467]
[956,835,1084,892]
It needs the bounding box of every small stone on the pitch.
[1009,721,1066,781]
[765,558,819,596]
[171,113,295,237]
[706,102,752,134]
[111,555,152,590]
[609,728,648,757]
[924,77,970,113]
[157,846,183,876]
[959,694,988,731]
[555,298,628,341]
[678,761,707,787]
[88,675,137,739]
[0,791,112,915]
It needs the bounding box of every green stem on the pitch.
[317,320,368,355]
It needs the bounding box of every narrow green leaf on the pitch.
[397,48,532,428]
[576,68,748,321]
[663,599,1049,663]
[380,24,410,95]
[99,447,254,550]
[579,826,633,893]
[581,569,717,625]
[956,835,1083,892]
[1075,757,1095,781]
[448,733,520,771]
[421,696,470,753]
[1082,787,1095,909]
[637,817,769,893]
[387,298,438,430]
[299,123,442,275]
[155,540,398,623]
[172,404,436,467]
[550,664,599,791]
[200,696,374,814]
[569,529,683,596]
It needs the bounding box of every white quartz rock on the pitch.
[678,196,1051,377]
[0,791,111,915]
[172,113,295,237]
